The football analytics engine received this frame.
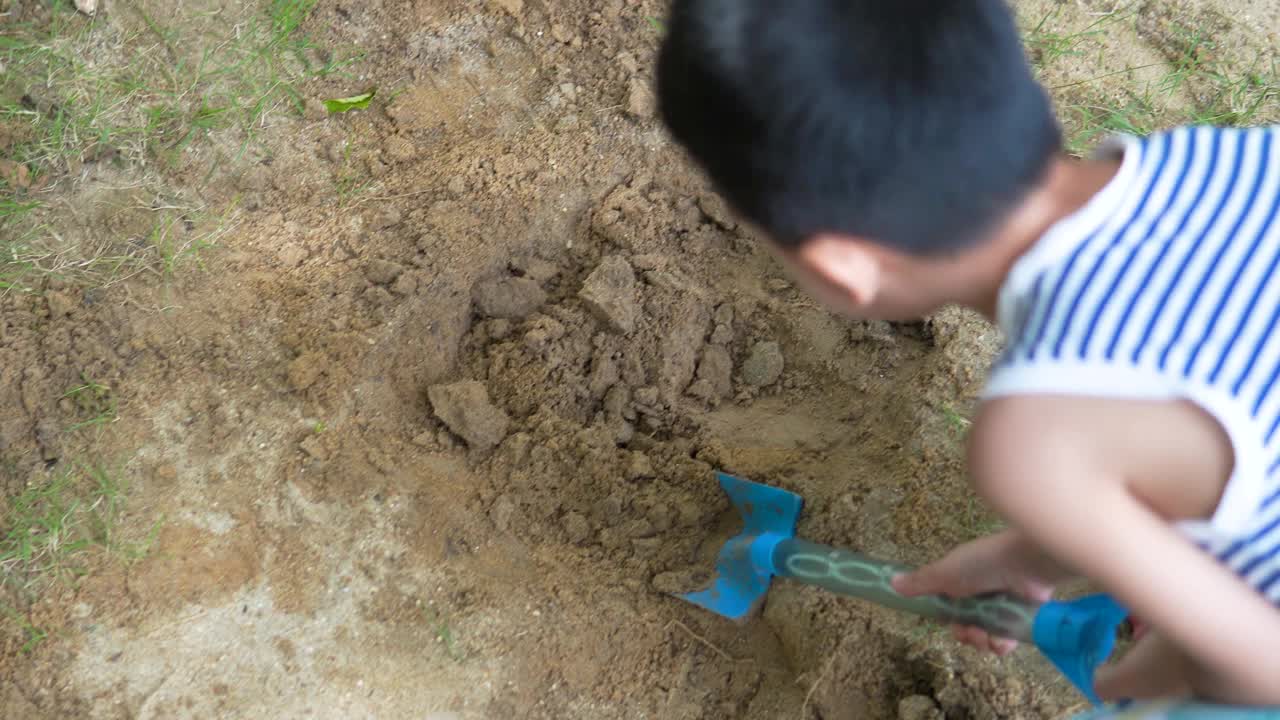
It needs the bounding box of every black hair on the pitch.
[656,0,1062,254]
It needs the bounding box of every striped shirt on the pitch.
[983,125,1280,603]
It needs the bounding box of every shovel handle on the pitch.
[772,538,1039,642]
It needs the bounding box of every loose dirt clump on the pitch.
[429,380,512,453]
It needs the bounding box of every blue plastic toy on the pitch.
[678,472,1129,705]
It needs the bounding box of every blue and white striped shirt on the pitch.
[984,125,1280,603]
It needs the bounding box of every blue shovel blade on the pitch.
[678,473,803,620]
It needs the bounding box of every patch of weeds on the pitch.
[421,604,461,661]
[940,405,972,438]
[1064,93,1162,155]
[63,375,117,432]
[1060,19,1278,154]
[0,469,92,591]
[334,171,375,206]
[0,197,40,227]
[1,197,236,294]
[0,199,43,292]
[332,141,376,206]
[138,210,225,279]
[0,0,358,177]
[0,461,161,649]
[81,464,163,563]
[1147,19,1278,126]
[312,420,328,434]
[0,462,155,594]
[0,603,48,654]
[0,0,356,291]
[1025,5,1133,70]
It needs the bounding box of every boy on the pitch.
[655,0,1280,706]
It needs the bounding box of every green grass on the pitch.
[0,461,161,651]
[0,0,356,175]
[1025,5,1132,69]
[1047,14,1279,155]
[421,605,461,661]
[0,0,359,291]
[332,137,376,206]
[939,405,972,438]
[0,198,43,291]
[63,376,117,432]
[1063,64,1277,154]
[0,199,236,294]
[1,463,156,592]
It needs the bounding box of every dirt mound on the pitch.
[5,0,1273,717]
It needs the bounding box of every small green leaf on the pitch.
[324,90,376,114]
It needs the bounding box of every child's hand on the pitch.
[891,530,1061,656]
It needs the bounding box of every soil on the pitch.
[0,1,1276,719]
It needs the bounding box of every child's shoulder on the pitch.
[986,121,1280,383]
[988,121,1279,336]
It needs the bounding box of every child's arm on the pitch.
[970,396,1280,703]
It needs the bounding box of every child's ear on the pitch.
[796,234,883,308]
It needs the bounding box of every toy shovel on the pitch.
[677,472,1129,706]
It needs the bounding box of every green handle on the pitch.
[774,538,1039,642]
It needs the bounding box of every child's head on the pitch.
[657,0,1064,318]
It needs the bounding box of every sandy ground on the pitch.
[0,1,1276,718]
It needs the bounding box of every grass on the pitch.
[63,375,117,432]
[939,405,972,438]
[0,462,157,592]
[0,199,237,294]
[0,0,356,177]
[1025,4,1132,70]
[421,604,461,661]
[0,0,360,292]
[0,461,161,651]
[0,198,44,292]
[332,138,376,207]
[1063,66,1277,154]
[1040,11,1280,155]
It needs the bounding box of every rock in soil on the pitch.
[562,512,590,544]
[46,291,76,317]
[742,340,784,387]
[690,345,732,402]
[627,77,657,120]
[490,0,522,17]
[427,381,511,453]
[898,695,943,720]
[579,255,639,334]
[287,352,327,391]
[364,259,404,285]
[472,276,547,320]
